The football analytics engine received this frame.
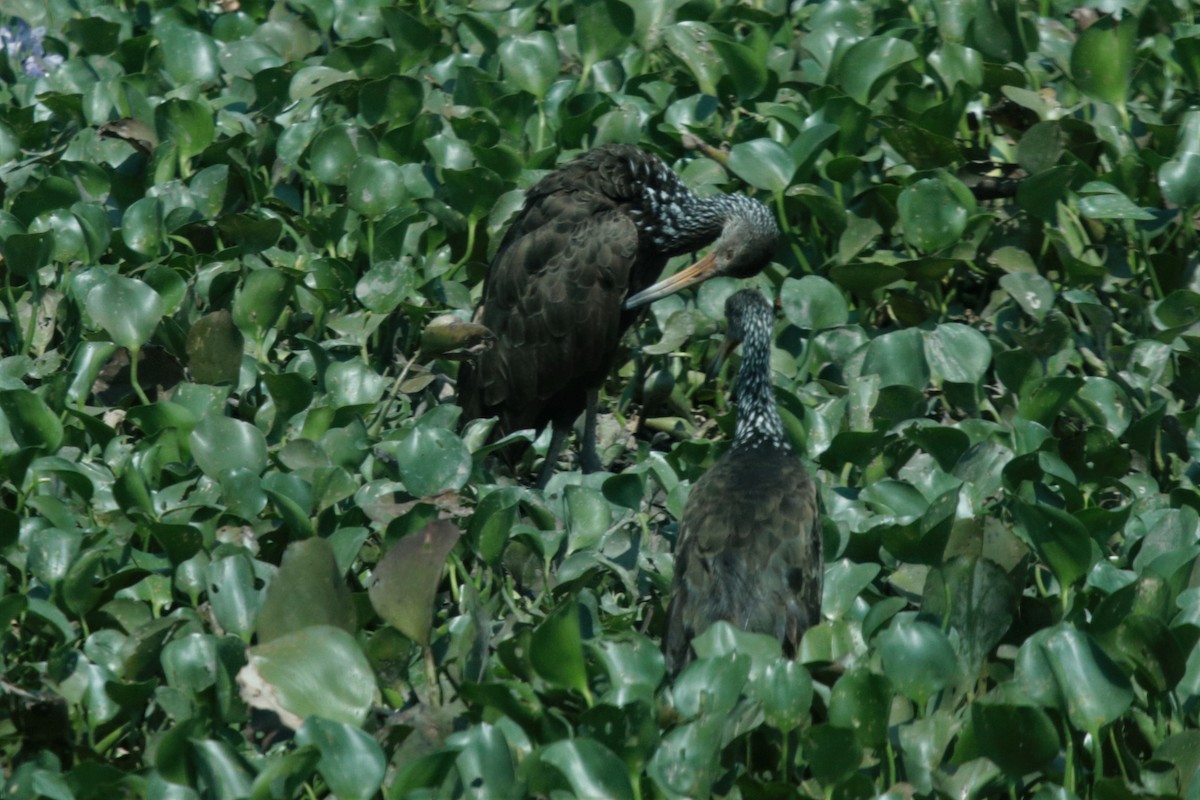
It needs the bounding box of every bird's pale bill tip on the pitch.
[623,251,719,310]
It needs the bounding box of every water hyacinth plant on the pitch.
[0,19,61,78]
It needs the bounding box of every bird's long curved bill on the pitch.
[707,335,739,379]
[623,252,719,309]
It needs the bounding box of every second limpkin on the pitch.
[458,144,779,485]
[663,289,822,673]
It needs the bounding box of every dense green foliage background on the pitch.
[3,0,1200,796]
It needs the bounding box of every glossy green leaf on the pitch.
[923,323,991,385]
[1015,625,1133,732]
[326,359,387,408]
[382,424,470,497]
[898,176,970,252]
[576,0,635,71]
[190,415,268,478]
[120,197,164,257]
[85,276,165,351]
[781,275,848,330]
[1011,501,1093,592]
[727,139,796,193]
[206,554,268,639]
[1018,376,1083,426]
[191,739,254,799]
[1000,272,1055,322]
[1070,15,1135,105]
[540,738,634,800]
[155,99,215,162]
[161,633,218,694]
[828,667,891,748]
[898,711,959,795]
[1074,377,1130,437]
[449,723,516,799]
[359,75,423,126]
[663,22,721,95]
[240,625,376,728]
[1,231,54,276]
[232,269,292,339]
[531,601,591,699]
[822,559,881,620]
[566,485,612,553]
[1159,111,1200,206]
[158,24,220,85]
[467,486,520,564]
[590,634,665,707]
[922,556,1014,673]
[861,328,930,389]
[648,717,722,799]
[1078,184,1155,220]
[0,389,64,451]
[355,259,415,314]
[804,724,862,785]
[834,36,919,104]
[753,658,813,732]
[309,124,373,185]
[971,700,1060,776]
[877,616,959,703]
[499,32,557,98]
[691,621,783,683]
[347,156,408,217]
[1152,290,1200,330]
[295,717,386,800]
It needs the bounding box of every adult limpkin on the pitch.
[663,289,822,674]
[458,144,779,485]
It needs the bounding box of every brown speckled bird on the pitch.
[663,289,822,674]
[458,145,779,486]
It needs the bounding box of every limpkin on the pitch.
[663,289,822,674]
[458,144,779,485]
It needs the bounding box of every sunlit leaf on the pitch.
[296,717,386,800]
[531,601,591,700]
[540,738,634,800]
[190,415,269,478]
[238,625,376,729]
[898,176,971,252]
[1070,15,1135,105]
[499,32,557,98]
[85,276,165,351]
[781,275,848,330]
[877,615,959,703]
[727,139,795,193]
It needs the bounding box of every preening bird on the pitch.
[458,144,779,486]
[663,289,822,674]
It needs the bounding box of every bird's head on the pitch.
[723,288,774,344]
[715,289,772,357]
[709,288,774,374]
[624,195,779,309]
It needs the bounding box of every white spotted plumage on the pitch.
[726,291,790,453]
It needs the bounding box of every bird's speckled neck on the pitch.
[625,156,775,259]
[728,292,790,452]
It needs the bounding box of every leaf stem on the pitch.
[129,346,151,405]
[1064,722,1076,795]
[368,354,417,437]
[774,192,810,273]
